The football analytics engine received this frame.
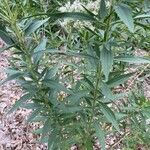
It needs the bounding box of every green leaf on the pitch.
[83,75,94,89]
[0,68,21,74]
[84,26,100,37]
[86,45,98,69]
[134,14,150,19]
[22,103,41,109]
[100,45,114,81]
[43,79,71,93]
[82,5,96,17]
[99,102,119,131]
[67,90,88,105]
[114,3,134,32]
[101,82,113,99]
[33,37,47,64]
[30,116,46,122]
[62,61,78,69]
[135,22,150,30]
[144,0,150,11]
[33,128,43,134]
[0,30,14,45]
[98,0,107,19]
[107,73,133,87]
[0,72,23,85]
[8,93,33,114]
[115,112,127,120]
[33,49,98,61]
[101,83,126,102]
[108,93,127,102]
[27,109,41,122]
[44,66,58,80]
[93,122,106,150]
[47,130,58,150]
[115,56,150,63]
[142,106,150,118]
[19,81,37,93]
[84,137,93,150]
[42,119,51,135]
[0,44,15,52]
[48,136,55,150]
[59,105,82,114]
[48,12,96,21]
[25,18,49,36]
[40,136,48,143]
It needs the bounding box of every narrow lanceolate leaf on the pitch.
[33,128,43,134]
[99,102,119,131]
[0,30,14,45]
[48,12,95,21]
[85,138,93,150]
[87,46,98,69]
[42,119,51,135]
[144,0,150,11]
[134,14,150,19]
[115,56,150,64]
[27,109,41,123]
[48,134,55,150]
[25,18,49,36]
[101,82,113,99]
[8,93,33,114]
[100,45,113,81]
[93,122,106,150]
[82,5,96,17]
[0,72,23,85]
[101,83,126,102]
[98,0,107,19]
[40,136,49,143]
[43,79,71,93]
[67,90,88,105]
[114,3,134,32]
[33,37,47,64]
[142,106,150,118]
[0,44,15,52]
[59,105,82,114]
[107,73,133,87]
[0,68,21,74]
[44,66,58,80]
[22,103,41,109]
[135,22,150,30]
[30,116,46,122]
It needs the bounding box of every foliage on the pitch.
[0,0,150,149]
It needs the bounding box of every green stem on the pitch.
[103,0,114,41]
[92,66,101,112]
[89,64,101,124]
[25,53,38,81]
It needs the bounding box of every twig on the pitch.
[125,64,150,93]
[109,131,130,149]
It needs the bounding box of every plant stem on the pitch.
[104,0,114,41]
[93,66,101,112]
[90,64,101,124]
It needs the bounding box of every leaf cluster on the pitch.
[0,0,150,149]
